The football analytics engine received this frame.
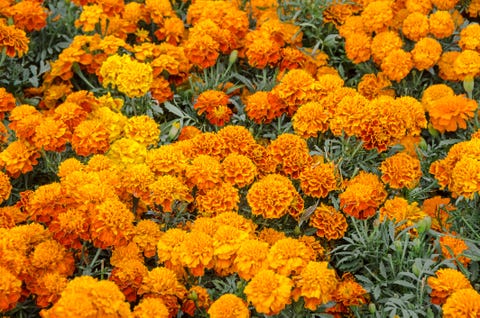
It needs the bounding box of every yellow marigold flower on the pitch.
[344,33,372,64]
[440,234,471,267]
[432,0,458,9]
[196,182,239,217]
[442,288,480,318]
[428,95,477,133]
[402,12,430,41]
[411,37,442,71]
[340,171,387,219]
[0,266,22,312]
[292,101,330,138]
[194,90,231,126]
[57,157,84,179]
[184,33,219,69]
[39,276,131,318]
[245,91,281,124]
[208,294,249,318]
[90,107,127,143]
[361,1,393,33]
[124,115,160,147]
[421,84,455,112]
[314,73,345,98]
[453,49,480,79]
[380,152,422,189]
[450,156,480,199]
[267,237,315,276]
[292,261,338,311]
[422,196,453,231]
[378,197,426,231]
[71,119,110,157]
[0,20,29,58]
[309,203,348,240]
[133,297,169,318]
[213,225,250,276]
[299,158,337,198]
[90,197,135,249]
[438,51,463,81]
[185,154,223,192]
[371,30,404,66]
[247,174,296,219]
[244,269,293,315]
[233,239,270,280]
[381,49,413,82]
[268,133,312,179]
[107,138,147,166]
[213,211,257,234]
[405,0,433,14]
[221,153,257,188]
[74,4,103,32]
[428,268,472,305]
[458,23,480,51]
[429,10,455,39]
[157,228,188,273]
[178,230,214,276]
[0,140,40,178]
[148,175,193,212]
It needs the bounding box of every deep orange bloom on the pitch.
[0,140,40,178]
[0,19,29,57]
[71,119,111,157]
[439,234,471,267]
[380,152,422,189]
[221,153,257,188]
[194,90,231,126]
[428,268,472,305]
[268,133,312,179]
[428,95,477,133]
[133,297,169,318]
[267,237,315,276]
[207,294,249,318]
[299,158,337,198]
[309,204,348,240]
[196,182,239,217]
[422,196,454,231]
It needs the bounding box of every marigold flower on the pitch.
[0,206,25,229]
[450,156,480,199]
[244,30,281,69]
[428,95,477,133]
[379,197,427,231]
[339,15,366,38]
[132,220,162,258]
[361,1,393,33]
[146,145,187,177]
[344,33,372,64]
[381,49,413,82]
[196,182,239,217]
[247,174,296,219]
[28,272,68,308]
[371,31,403,66]
[429,10,455,39]
[380,152,422,189]
[340,171,387,219]
[438,51,463,81]
[309,204,348,240]
[439,234,471,267]
[292,101,330,138]
[221,153,257,188]
[133,297,169,318]
[33,117,72,152]
[207,294,249,318]
[458,23,480,51]
[0,171,11,204]
[411,37,442,71]
[194,90,231,126]
[0,87,15,116]
[0,20,29,58]
[329,92,369,136]
[107,138,147,166]
[402,12,430,41]
[258,227,287,246]
[421,84,455,112]
[0,266,22,312]
[244,269,293,315]
[0,140,40,178]
[124,115,160,147]
[292,261,338,311]
[233,239,269,281]
[182,285,211,316]
[90,197,135,249]
[184,33,219,69]
[212,225,250,276]
[213,211,258,234]
[442,288,480,318]
[48,208,89,250]
[422,196,453,231]
[245,91,281,124]
[185,155,223,192]
[177,126,201,141]
[453,49,480,79]
[110,258,148,302]
[71,119,110,157]
[357,72,394,100]
[299,159,337,198]
[268,133,312,178]
[332,274,368,309]
[187,132,226,159]
[39,276,131,318]
[468,0,480,17]
[177,230,214,277]
[267,237,315,276]
[157,228,188,273]
[428,268,472,305]
[8,104,42,143]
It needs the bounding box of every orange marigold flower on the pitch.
[133,297,169,318]
[268,133,312,179]
[187,132,226,159]
[299,158,337,198]
[25,182,65,225]
[247,174,296,219]
[402,12,430,41]
[438,51,463,81]
[267,237,315,276]
[453,49,480,79]
[329,92,369,136]
[29,238,75,278]
[450,156,480,199]
[411,37,442,71]
[405,0,433,14]
[244,30,281,69]
[442,288,480,318]
[429,11,455,39]
[177,125,201,141]
[120,163,155,202]
[422,196,454,231]
[9,0,48,32]
[185,154,223,192]
[178,230,214,277]
[90,197,135,249]
[0,20,29,58]
[421,84,455,112]
[221,153,257,188]
[468,0,480,17]
[439,234,471,267]
[244,269,293,315]
[110,259,148,302]
[458,23,480,51]
[292,261,338,311]
[245,91,282,124]
[133,220,162,258]
[53,101,88,132]
[71,119,110,157]
[48,208,90,250]
[340,171,387,219]
[39,276,131,318]
[361,1,393,33]
[0,140,40,178]
[428,268,472,305]
[233,239,269,281]
[182,285,211,316]
[432,0,459,9]
[309,203,348,240]
[150,77,174,104]
[28,272,68,308]
[0,266,22,312]
[381,49,413,82]
[194,90,231,126]
[0,87,15,116]
[380,152,422,189]
[148,175,192,212]
[332,274,368,308]
[8,104,42,143]
[292,101,330,138]
[0,206,25,229]
[208,294,249,318]
[146,145,187,177]
[212,225,250,276]
[357,72,395,100]
[371,31,403,66]
[378,197,426,231]
[213,211,257,234]
[428,95,477,133]
[33,117,72,152]
[258,227,287,246]
[157,228,188,274]
[0,170,11,204]
[344,33,372,64]
[196,182,239,217]
[184,33,219,69]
